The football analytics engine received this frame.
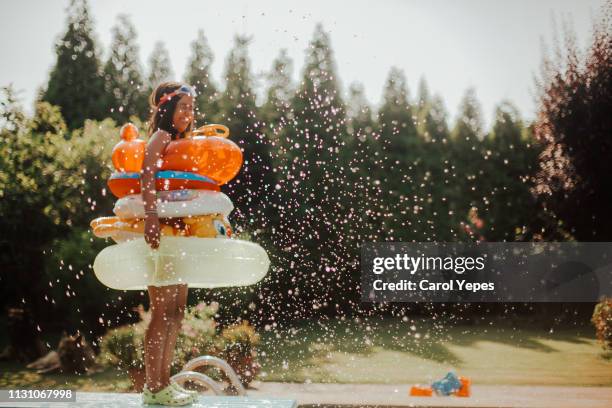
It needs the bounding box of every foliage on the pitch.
[346,83,375,139]
[479,102,543,241]
[184,30,219,124]
[172,302,219,372]
[217,36,276,236]
[42,0,106,129]
[376,67,422,240]
[261,49,294,133]
[220,321,261,386]
[0,85,26,131]
[533,7,612,240]
[102,14,148,123]
[262,24,357,320]
[97,302,261,386]
[44,228,119,336]
[98,302,215,372]
[592,298,612,350]
[98,324,144,370]
[30,102,68,135]
[414,91,455,241]
[221,320,260,350]
[0,94,78,319]
[343,82,385,246]
[146,42,174,96]
[0,95,135,333]
[447,88,486,240]
[260,50,295,247]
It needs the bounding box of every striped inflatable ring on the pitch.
[108,170,220,198]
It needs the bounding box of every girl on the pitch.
[141,82,198,406]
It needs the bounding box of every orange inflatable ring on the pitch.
[91,217,180,239]
[107,170,220,198]
[161,132,242,185]
[91,215,232,242]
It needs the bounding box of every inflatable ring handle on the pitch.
[191,124,230,138]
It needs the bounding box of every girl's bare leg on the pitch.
[161,284,188,382]
[145,285,174,392]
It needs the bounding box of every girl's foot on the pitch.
[142,383,195,406]
[171,381,199,397]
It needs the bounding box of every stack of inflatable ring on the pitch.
[90,123,270,290]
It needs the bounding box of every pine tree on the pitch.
[289,24,348,188]
[449,88,486,240]
[264,24,358,320]
[452,88,483,143]
[207,36,277,324]
[42,0,106,129]
[260,48,294,176]
[481,101,541,240]
[261,49,294,129]
[346,83,376,139]
[146,42,174,92]
[344,83,386,246]
[416,77,431,133]
[422,95,449,141]
[377,67,423,240]
[259,49,295,249]
[102,14,147,123]
[416,92,455,241]
[217,36,275,235]
[184,30,219,124]
[378,68,418,168]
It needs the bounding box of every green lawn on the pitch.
[0,361,130,391]
[1,317,610,390]
[257,317,612,386]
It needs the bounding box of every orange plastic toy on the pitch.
[455,376,471,397]
[112,123,145,172]
[409,385,433,397]
[162,124,242,186]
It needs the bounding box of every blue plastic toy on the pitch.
[431,371,462,396]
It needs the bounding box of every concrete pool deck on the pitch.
[1,383,611,407]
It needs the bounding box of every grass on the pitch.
[257,317,612,386]
[0,361,130,391]
[1,317,611,391]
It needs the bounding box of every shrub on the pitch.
[592,298,612,350]
[0,92,138,334]
[97,302,262,386]
[220,321,261,386]
[172,302,219,374]
[98,324,145,370]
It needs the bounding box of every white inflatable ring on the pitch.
[114,190,234,218]
[93,237,269,290]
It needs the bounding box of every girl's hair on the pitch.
[147,81,194,139]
